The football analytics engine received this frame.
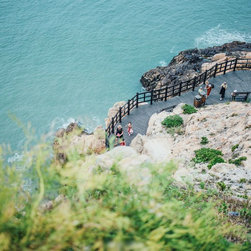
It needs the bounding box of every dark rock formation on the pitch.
[140,41,251,91]
[66,122,80,134]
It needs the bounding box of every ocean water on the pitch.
[0,0,251,152]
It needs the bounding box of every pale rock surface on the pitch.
[130,134,145,153]
[96,146,152,189]
[96,146,139,170]
[54,126,106,164]
[142,136,173,162]
[245,52,251,59]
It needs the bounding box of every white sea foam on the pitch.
[195,25,251,48]
[159,60,167,67]
[50,116,102,134]
[7,152,23,164]
[169,46,175,53]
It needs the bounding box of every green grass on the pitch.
[166,126,184,136]
[217,181,227,191]
[162,115,183,128]
[182,104,197,114]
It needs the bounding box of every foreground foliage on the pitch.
[0,145,249,251]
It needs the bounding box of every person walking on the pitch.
[219,82,227,100]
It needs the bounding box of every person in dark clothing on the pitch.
[116,125,124,139]
[219,82,227,100]
[116,125,125,146]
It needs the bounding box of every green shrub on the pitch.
[193,148,223,163]
[217,182,226,191]
[162,115,183,128]
[239,178,246,183]
[218,202,228,214]
[182,104,197,114]
[231,144,239,152]
[208,156,225,169]
[200,136,209,145]
[240,207,251,218]
[229,156,247,166]
[200,182,205,189]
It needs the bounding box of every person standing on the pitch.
[116,125,124,145]
[219,82,227,100]
[127,122,133,136]
[205,81,212,97]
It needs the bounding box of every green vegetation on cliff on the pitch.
[162,115,183,128]
[0,144,249,250]
[182,104,197,114]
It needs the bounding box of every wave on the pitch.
[7,152,23,164]
[195,25,251,48]
[159,60,168,67]
[49,116,102,135]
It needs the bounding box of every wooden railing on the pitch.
[106,58,251,136]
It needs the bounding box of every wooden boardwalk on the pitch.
[119,70,251,145]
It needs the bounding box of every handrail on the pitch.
[106,58,251,136]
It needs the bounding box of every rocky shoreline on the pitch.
[53,41,251,201]
[140,41,251,91]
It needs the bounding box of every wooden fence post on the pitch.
[136,93,139,108]
[119,107,122,123]
[223,61,227,74]
[203,70,207,84]
[214,64,218,78]
[178,82,182,96]
[111,117,114,134]
[150,90,153,105]
[165,86,168,101]
[127,99,130,115]
[233,58,238,71]
[192,76,196,91]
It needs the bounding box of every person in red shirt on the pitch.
[205,81,212,97]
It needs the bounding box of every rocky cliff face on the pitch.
[53,102,250,201]
[53,123,106,164]
[140,41,251,91]
[130,102,251,199]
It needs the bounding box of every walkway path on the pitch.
[119,70,251,145]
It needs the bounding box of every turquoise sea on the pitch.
[0,0,251,154]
